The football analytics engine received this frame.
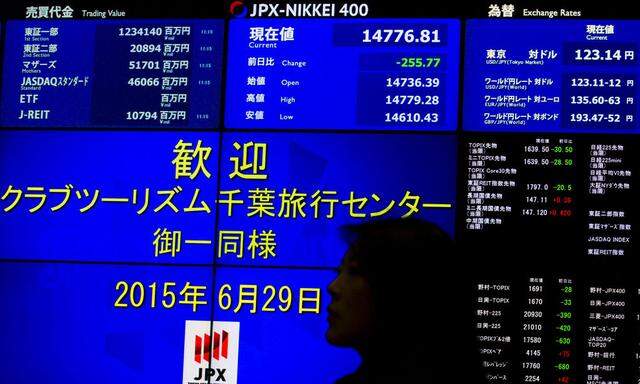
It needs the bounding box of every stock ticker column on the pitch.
[462,19,640,384]
[463,19,640,256]
[224,18,460,130]
[0,19,224,128]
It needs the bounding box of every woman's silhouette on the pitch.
[326,218,457,383]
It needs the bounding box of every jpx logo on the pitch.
[193,367,228,383]
[194,330,229,363]
[183,321,240,384]
[229,1,248,17]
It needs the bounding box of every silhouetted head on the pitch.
[326,218,454,359]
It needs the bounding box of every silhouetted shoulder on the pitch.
[335,372,363,384]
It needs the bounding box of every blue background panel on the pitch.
[0,131,218,264]
[0,262,212,383]
[1,20,224,128]
[225,19,460,131]
[464,20,640,133]
[217,132,457,267]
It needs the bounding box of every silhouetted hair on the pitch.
[339,218,457,381]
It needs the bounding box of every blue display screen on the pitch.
[464,20,640,133]
[5,7,640,384]
[0,20,224,128]
[0,129,455,381]
[225,19,460,130]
